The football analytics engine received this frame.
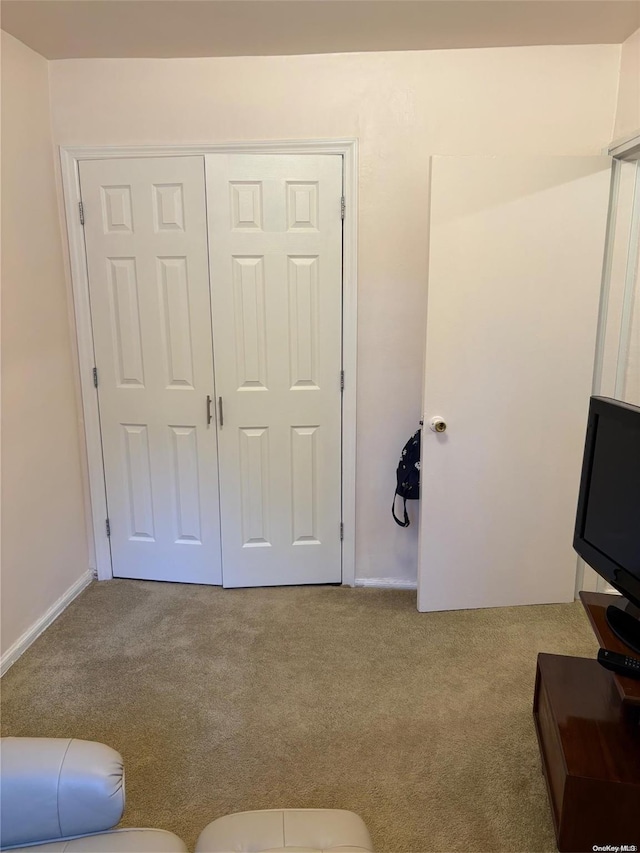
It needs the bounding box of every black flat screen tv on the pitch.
[574,396,640,654]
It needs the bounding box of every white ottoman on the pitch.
[195,808,374,852]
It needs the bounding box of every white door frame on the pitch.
[60,139,358,585]
[576,131,640,596]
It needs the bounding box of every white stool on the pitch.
[195,808,374,852]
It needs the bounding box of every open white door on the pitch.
[80,156,222,584]
[418,156,611,612]
[206,154,343,587]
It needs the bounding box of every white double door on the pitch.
[80,154,343,587]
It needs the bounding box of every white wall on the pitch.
[613,27,640,141]
[1,32,90,659]
[49,45,620,583]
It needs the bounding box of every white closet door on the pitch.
[418,156,611,612]
[206,154,343,587]
[80,156,222,584]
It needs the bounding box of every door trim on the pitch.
[608,130,640,162]
[578,138,640,595]
[60,139,358,586]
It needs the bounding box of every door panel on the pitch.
[206,154,343,587]
[80,156,222,584]
[418,156,611,611]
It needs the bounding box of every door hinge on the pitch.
[79,201,85,225]
[105,518,111,538]
[340,522,344,541]
[340,370,345,392]
[93,367,98,388]
[341,196,346,220]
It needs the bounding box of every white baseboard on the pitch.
[355,577,418,590]
[1,570,93,676]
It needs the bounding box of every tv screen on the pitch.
[574,396,640,610]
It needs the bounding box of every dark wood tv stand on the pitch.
[533,593,640,852]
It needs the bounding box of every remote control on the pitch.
[597,648,640,680]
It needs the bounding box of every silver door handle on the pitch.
[206,395,213,425]
[218,396,224,428]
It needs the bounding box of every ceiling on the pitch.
[2,0,639,60]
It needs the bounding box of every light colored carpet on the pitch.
[1,581,598,852]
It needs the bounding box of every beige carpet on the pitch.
[1,581,599,852]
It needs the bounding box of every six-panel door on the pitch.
[81,153,344,587]
[206,154,343,587]
[80,156,223,584]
